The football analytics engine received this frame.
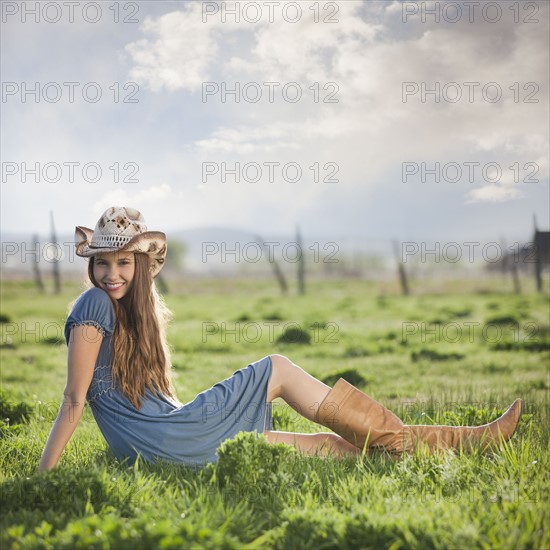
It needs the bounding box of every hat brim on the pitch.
[75,226,167,278]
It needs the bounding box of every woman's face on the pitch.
[93,251,135,299]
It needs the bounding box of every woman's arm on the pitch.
[38,325,102,472]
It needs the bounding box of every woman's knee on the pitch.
[267,355,296,401]
[319,432,342,448]
[334,434,362,454]
[321,433,362,456]
[313,433,361,457]
[270,354,292,366]
[269,354,295,374]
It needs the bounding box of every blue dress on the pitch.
[64,287,274,468]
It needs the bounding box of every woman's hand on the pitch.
[38,325,101,471]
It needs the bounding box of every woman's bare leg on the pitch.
[266,354,332,421]
[263,354,361,458]
[263,430,361,458]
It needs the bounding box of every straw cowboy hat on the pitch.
[74,207,167,278]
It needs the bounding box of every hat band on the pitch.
[90,234,134,248]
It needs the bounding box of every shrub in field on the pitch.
[271,506,455,549]
[490,324,550,353]
[40,336,63,346]
[0,389,33,434]
[271,508,345,549]
[321,368,369,388]
[441,306,472,319]
[263,312,284,321]
[344,345,373,358]
[483,362,512,374]
[345,342,397,356]
[485,314,520,326]
[0,340,16,350]
[234,313,251,322]
[1,467,147,519]
[5,512,244,549]
[411,348,465,362]
[430,306,473,324]
[276,326,311,345]
[309,321,329,330]
[492,340,550,352]
[516,379,549,392]
[377,342,397,353]
[215,432,297,494]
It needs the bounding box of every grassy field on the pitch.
[1,277,549,549]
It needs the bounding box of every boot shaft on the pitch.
[315,378,523,454]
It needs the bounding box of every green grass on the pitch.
[1,277,549,548]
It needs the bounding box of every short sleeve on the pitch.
[64,287,116,345]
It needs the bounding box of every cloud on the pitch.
[465,185,524,203]
[126,4,222,92]
[194,115,356,153]
[125,2,549,155]
[126,1,381,93]
[92,184,173,213]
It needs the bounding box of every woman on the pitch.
[38,207,523,471]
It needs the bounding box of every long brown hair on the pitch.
[87,253,178,409]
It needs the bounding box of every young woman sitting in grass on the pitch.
[38,207,523,471]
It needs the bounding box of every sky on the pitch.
[1,0,549,250]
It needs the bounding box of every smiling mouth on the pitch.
[104,283,125,290]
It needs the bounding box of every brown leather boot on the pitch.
[315,378,523,454]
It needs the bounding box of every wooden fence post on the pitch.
[254,235,288,294]
[500,236,521,294]
[392,239,409,296]
[32,233,45,293]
